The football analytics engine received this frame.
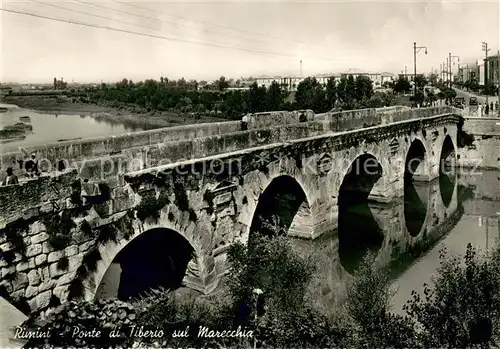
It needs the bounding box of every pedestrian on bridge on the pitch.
[2,167,19,186]
[485,103,489,116]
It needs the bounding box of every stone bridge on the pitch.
[0,106,463,316]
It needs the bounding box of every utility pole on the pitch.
[482,42,490,106]
[497,49,500,116]
[449,53,460,89]
[446,57,449,86]
[413,42,427,107]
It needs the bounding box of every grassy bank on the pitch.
[3,95,228,128]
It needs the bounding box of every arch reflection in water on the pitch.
[338,154,384,273]
[404,140,428,237]
[404,181,429,236]
[249,175,312,240]
[96,228,194,301]
[439,135,457,208]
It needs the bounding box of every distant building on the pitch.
[484,54,500,86]
[477,62,486,86]
[398,73,425,82]
[458,63,476,83]
[53,77,67,90]
[251,72,395,91]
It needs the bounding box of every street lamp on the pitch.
[413,42,427,107]
[482,42,491,106]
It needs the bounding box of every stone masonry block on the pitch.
[26,244,43,257]
[31,233,50,244]
[27,269,41,286]
[47,251,64,263]
[35,254,47,266]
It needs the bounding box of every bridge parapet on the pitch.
[245,110,315,129]
[0,121,241,172]
[0,170,78,228]
[325,105,458,131]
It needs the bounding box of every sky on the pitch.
[0,0,499,83]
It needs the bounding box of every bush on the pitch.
[403,243,500,347]
[132,289,243,348]
[23,299,136,348]
[346,253,420,348]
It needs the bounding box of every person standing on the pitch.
[241,114,248,131]
[3,167,19,186]
[478,103,483,117]
[485,103,490,116]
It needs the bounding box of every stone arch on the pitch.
[337,153,384,273]
[439,135,457,208]
[95,227,195,301]
[248,174,314,240]
[404,138,428,181]
[83,206,216,301]
[403,139,429,237]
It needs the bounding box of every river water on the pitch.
[289,168,500,316]
[0,103,151,153]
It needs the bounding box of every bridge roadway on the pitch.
[0,105,463,321]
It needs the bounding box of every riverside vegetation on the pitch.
[67,75,400,120]
[19,212,500,349]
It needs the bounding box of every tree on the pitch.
[215,76,230,91]
[266,81,284,111]
[294,77,327,112]
[325,77,337,109]
[246,82,267,112]
[414,75,428,90]
[354,75,374,104]
[393,78,411,95]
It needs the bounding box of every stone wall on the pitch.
[245,110,315,129]
[0,170,78,227]
[0,121,241,172]
[457,117,500,169]
[327,106,456,131]
[57,120,331,181]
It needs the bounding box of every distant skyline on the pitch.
[1,0,499,84]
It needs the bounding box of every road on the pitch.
[454,88,499,105]
[454,88,500,116]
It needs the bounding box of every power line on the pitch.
[75,0,282,48]
[0,6,344,63]
[114,0,309,46]
[29,0,157,32]
[29,0,261,50]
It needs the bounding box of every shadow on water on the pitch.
[403,139,428,237]
[98,228,194,302]
[338,154,384,274]
[404,182,428,237]
[439,134,456,208]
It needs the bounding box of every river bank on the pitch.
[2,95,228,129]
